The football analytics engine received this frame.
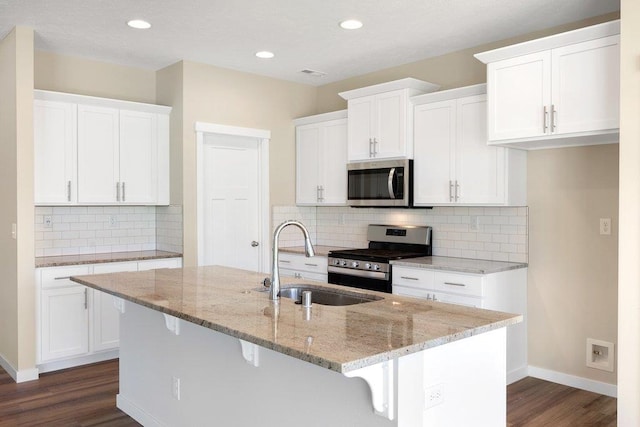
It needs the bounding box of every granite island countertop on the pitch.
[391,256,527,274]
[35,250,182,268]
[71,265,521,373]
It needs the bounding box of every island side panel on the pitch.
[116,301,397,427]
[397,327,507,427]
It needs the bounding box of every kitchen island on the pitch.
[71,265,521,427]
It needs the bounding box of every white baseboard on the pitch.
[37,350,118,374]
[528,365,617,398]
[117,394,163,427]
[507,366,528,385]
[0,353,39,383]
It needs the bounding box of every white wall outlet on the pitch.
[109,215,118,228]
[172,376,181,400]
[470,215,480,231]
[586,338,614,372]
[424,383,444,409]
[44,215,53,228]
[599,218,611,235]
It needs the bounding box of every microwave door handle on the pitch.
[388,168,396,199]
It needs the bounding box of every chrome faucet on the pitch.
[269,220,315,301]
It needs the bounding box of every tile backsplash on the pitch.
[35,205,183,257]
[273,205,528,263]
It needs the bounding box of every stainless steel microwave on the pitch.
[347,159,413,207]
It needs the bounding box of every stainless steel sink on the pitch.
[277,285,383,306]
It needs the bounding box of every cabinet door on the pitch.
[455,95,506,204]
[77,105,120,203]
[375,90,407,159]
[487,51,551,141]
[318,119,347,205]
[296,124,321,205]
[413,100,455,205]
[40,286,89,362]
[119,110,158,204]
[91,262,137,352]
[551,35,620,135]
[347,96,375,161]
[34,100,76,205]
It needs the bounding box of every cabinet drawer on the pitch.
[40,266,91,289]
[436,292,483,308]
[280,268,327,282]
[138,258,182,271]
[279,253,327,274]
[392,267,434,288]
[392,285,435,299]
[434,272,484,297]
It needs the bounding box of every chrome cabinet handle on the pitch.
[551,104,557,132]
[251,241,259,247]
[54,276,71,280]
[368,138,373,157]
[304,263,318,267]
[373,138,378,157]
[122,182,126,202]
[84,288,88,309]
[455,181,460,202]
[279,260,291,264]
[316,185,320,202]
[116,182,120,201]
[444,281,466,287]
[449,180,454,202]
[400,276,419,281]
[67,181,71,202]
[388,168,396,199]
[543,106,548,133]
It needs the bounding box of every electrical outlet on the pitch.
[599,218,611,235]
[470,215,480,231]
[586,338,614,372]
[109,215,118,228]
[424,383,444,409]
[44,215,53,228]
[172,376,181,400]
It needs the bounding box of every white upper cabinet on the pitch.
[412,85,527,206]
[34,100,77,204]
[34,90,171,205]
[339,78,439,161]
[475,20,620,149]
[295,111,348,206]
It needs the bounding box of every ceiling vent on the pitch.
[300,69,327,77]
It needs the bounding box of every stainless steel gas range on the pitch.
[327,224,432,293]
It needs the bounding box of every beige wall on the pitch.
[171,61,317,266]
[0,26,35,374]
[528,145,618,384]
[34,50,157,103]
[618,0,640,422]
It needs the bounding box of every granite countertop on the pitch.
[71,265,521,373]
[280,245,352,257]
[36,250,182,268]
[391,256,528,274]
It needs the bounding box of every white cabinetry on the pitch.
[36,257,182,372]
[294,111,347,206]
[278,253,328,282]
[475,20,620,149]
[34,90,171,205]
[339,78,439,161]
[392,265,528,384]
[412,85,526,206]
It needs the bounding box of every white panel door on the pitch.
[456,95,505,204]
[34,100,77,204]
[202,134,261,271]
[295,124,321,205]
[375,90,406,158]
[119,110,158,204]
[551,35,620,135]
[347,96,375,161]
[487,51,551,141]
[413,100,455,205]
[319,119,348,205]
[77,104,120,203]
[40,286,89,362]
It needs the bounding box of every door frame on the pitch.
[195,122,271,272]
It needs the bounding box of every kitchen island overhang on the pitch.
[71,265,521,426]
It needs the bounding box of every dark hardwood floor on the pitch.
[0,360,617,426]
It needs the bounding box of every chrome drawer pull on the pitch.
[304,263,318,267]
[444,282,466,287]
[279,260,291,263]
[54,276,71,280]
[400,276,419,281]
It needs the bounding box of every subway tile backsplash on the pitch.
[273,205,528,263]
[35,205,183,257]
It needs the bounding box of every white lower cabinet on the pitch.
[393,265,528,384]
[278,253,328,282]
[37,257,182,372]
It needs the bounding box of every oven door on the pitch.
[347,159,412,207]
[328,271,392,293]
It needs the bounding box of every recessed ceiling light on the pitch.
[255,51,275,59]
[339,19,363,30]
[127,19,151,30]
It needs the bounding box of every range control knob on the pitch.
[333,259,341,266]
[372,264,381,271]
[365,263,372,269]
[351,261,359,268]
[341,260,347,266]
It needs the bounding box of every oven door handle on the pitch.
[388,167,396,199]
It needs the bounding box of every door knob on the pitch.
[251,241,259,247]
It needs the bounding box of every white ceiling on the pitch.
[0,0,620,86]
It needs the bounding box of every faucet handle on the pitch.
[263,277,272,288]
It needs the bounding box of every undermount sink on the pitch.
[276,285,383,306]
